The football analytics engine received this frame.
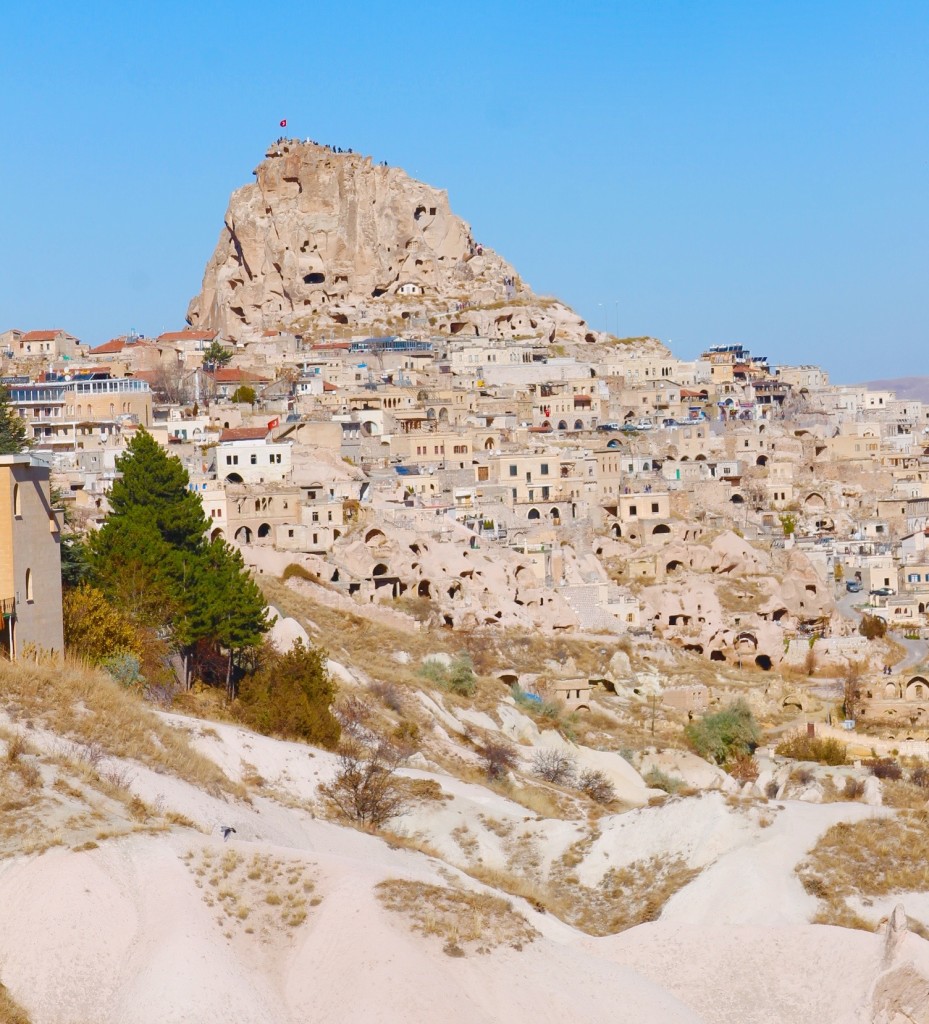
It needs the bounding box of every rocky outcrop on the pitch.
[187,139,622,347]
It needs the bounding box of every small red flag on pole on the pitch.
[279,119,287,128]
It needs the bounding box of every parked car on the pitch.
[597,422,621,432]
[869,587,894,596]
[845,581,862,593]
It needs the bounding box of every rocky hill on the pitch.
[187,139,657,351]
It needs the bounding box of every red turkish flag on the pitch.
[279,119,287,127]
[267,417,280,430]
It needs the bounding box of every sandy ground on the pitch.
[1,714,927,1024]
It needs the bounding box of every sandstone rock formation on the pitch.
[187,139,613,347]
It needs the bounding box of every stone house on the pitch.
[0,454,63,658]
[212,427,292,484]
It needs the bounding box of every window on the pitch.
[12,484,20,516]
[509,465,518,477]
[25,568,33,602]
[652,502,659,514]
[540,463,549,475]
[312,511,319,523]
[250,454,257,465]
[629,505,637,516]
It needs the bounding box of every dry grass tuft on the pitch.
[798,810,929,931]
[0,980,31,1024]
[183,847,320,934]
[0,657,237,797]
[376,879,538,955]
[394,777,452,805]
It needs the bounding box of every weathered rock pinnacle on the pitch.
[186,139,607,346]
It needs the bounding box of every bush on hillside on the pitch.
[321,738,408,828]
[481,740,518,780]
[684,700,759,766]
[578,768,616,805]
[863,757,902,781]
[858,614,887,640]
[531,748,577,785]
[63,583,143,663]
[417,655,476,696]
[236,639,340,748]
[774,733,847,766]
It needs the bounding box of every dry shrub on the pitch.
[320,738,408,828]
[578,768,615,805]
[391,719,421,753]
[911,766,929,790]
[481,741,518,781]
[531,748,577,786]
[775,733,847,766]
[369,680,404,713]
[843,777,865,800]
[728,754,759,783]
[863,757,902,781]
[376,879,538,955]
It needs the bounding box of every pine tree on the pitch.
[89,429,270,688]
[106,429,208,551]
[0,386,28,454]
[192,540,272,696]
[202,340,232,371]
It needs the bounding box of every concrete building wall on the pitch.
[0,455,64,658]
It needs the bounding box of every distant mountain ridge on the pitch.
[858,376,929,403]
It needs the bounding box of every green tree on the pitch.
[0,386,27,454]
[89,429,270,690]
[185,539,272,695]
[90,507,183,627]
[685,700,759,765]
[230,385,257,405]
[202,340,233,371]
[237,639,339,746]
[779,512,797,537]
[104,430,209,552]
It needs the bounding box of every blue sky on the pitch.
[2,0,926,381]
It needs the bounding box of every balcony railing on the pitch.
[0,597,14,617]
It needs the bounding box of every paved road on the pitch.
[833,585,928,674]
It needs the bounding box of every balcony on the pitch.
[0,597,14,617]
